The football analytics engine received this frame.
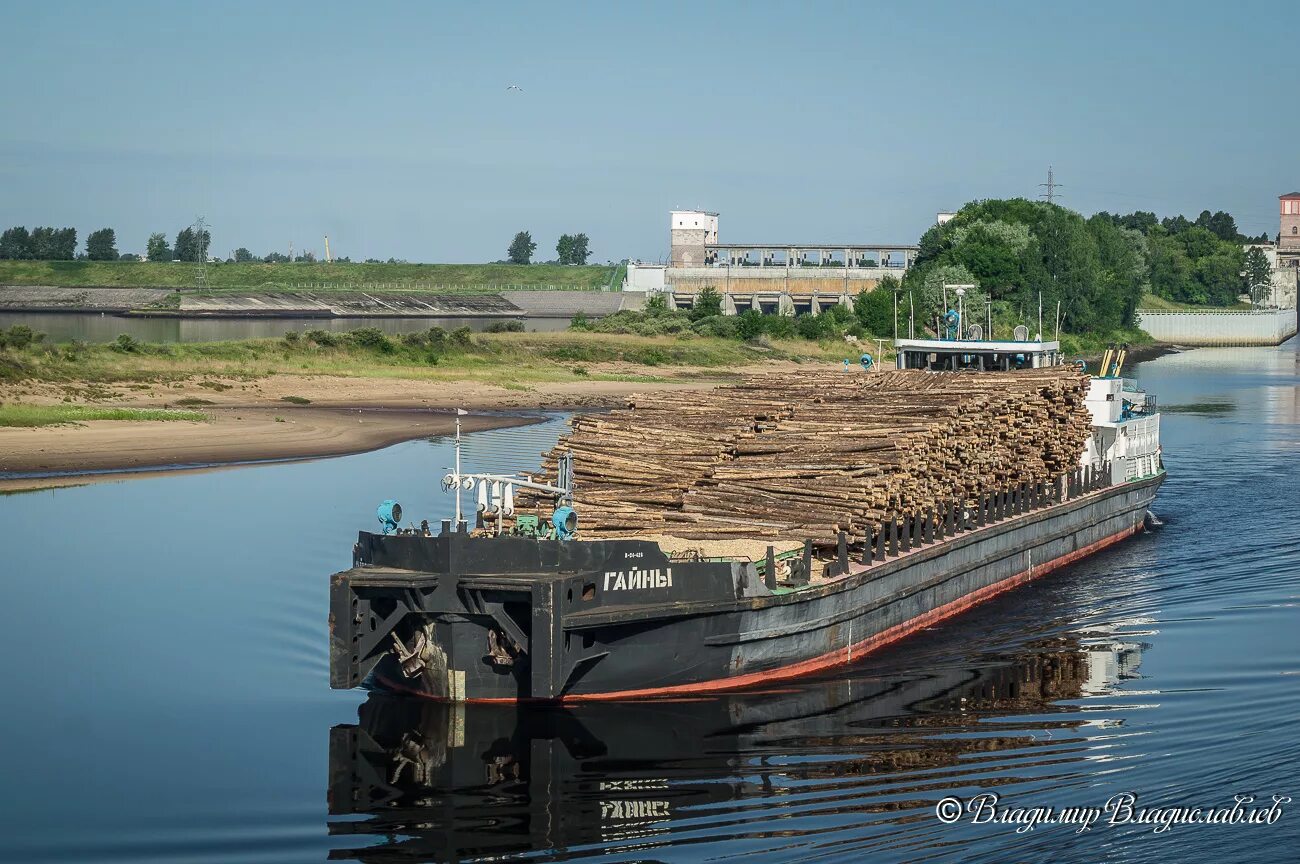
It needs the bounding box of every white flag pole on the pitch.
[454,409,465,525]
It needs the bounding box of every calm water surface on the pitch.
[0,345,1297,863]
[0,311,568,343]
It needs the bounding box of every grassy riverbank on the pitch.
[0,404,205,427]
[0,260,617,292]
[0,327,846,388]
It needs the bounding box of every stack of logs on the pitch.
[529,367,1092,544]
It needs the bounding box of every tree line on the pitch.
[506,230,591,265]
[894,200,1270,340]
[0,226,117,261]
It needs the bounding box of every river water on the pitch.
[0,311,569,343]
[0,345,1296,863]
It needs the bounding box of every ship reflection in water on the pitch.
[327,634,1144,861]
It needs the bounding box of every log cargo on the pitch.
[528,367,1093,545]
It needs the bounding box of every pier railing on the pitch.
[766,462,1113,588]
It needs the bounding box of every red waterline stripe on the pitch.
[558,522,1141,702]
[381,522,1141,704]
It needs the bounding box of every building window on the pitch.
[1293,226,1297,235]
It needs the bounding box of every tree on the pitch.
[173,226,211,262]
[25,227,74,259]
[51,227,77,259]
[86,228,118,261]
[689,285,723,320]
[569,233,590,265]
[174,228,196,262]
[1148,236,1194,303]
[1243,246,1272,306]
[233,247,255,262]
[1193,249,1245,307]
[0,227,32,259]
[146,232,171,262]
[1196,209,1240,243]
[263,252,290,263]
[556,234,574,264]
[507,231,536,264]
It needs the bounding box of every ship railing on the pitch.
[761,461,1116,589]
[831,461,1115,576]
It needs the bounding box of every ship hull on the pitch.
[332,473,1162,702]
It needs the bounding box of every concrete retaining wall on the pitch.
[0,286,635,320]
[1135,308,1298,346]
[664,266,897,296]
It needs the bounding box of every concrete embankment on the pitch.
[1135,309,1298,346]
[0,286,645,320]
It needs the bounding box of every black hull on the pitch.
[330,473,1162,701]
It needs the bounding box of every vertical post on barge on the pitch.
[454,408,467,526]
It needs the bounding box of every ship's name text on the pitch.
[604,568,673,591]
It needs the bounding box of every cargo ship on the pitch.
[329,339,1163,701]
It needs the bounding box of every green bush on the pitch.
[111,333,140,353]
[689,286,723,321]
[761,314,796,339]
[350,327,394,353]
[691,315,739,338]
[304,329,341,347]
[485,319,525,333]
[736,309,765,341]
[853,285,897,336]
[3,325,38,349]
[545,344,595,362]
[645,293,669,315]
[450,326,473,347]
[283,330,301,344]
[570,311,591,330]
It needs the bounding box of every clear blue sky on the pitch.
[1,1,1291,263]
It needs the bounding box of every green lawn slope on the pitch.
[0,260,617,293]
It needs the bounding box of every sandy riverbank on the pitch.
[0,367,739,491]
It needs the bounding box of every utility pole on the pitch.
[1038,166,1062,204]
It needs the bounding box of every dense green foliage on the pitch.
[86,228,118,261]
[906,199,1258,337]
[1095,209,1249,307]
[555,233,591,265]
[1243,246,1272,305]
[146,232,171,262]
[173,226,211,263]
[507,231,537,265]
[0,226,77,260]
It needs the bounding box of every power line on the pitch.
[1038,166,1062,205]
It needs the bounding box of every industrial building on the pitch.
[626,210,918,315]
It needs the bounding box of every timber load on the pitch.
[530,367,1093,544]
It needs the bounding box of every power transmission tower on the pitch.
[192,216,210,291]
[1038,167,1062,204]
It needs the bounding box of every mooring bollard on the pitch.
[765,545,777,590]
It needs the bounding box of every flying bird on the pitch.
[506,84,523,92]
